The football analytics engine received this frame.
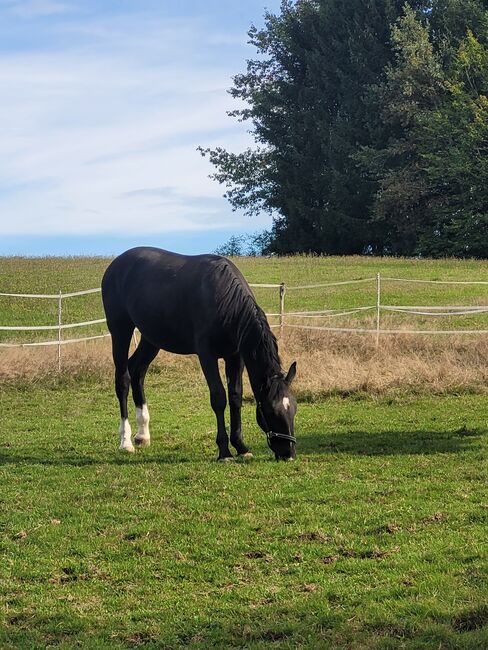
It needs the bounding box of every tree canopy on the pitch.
[201,0,488,257]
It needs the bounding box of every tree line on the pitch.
[200,1,488,257]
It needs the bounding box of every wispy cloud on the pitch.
[0,1,277,239]
[3,0,72,18]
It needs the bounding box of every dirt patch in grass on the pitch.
[321,555,340,564]
[259,630,292,642]
[338,546,401,560]
[244,550,273,562]
[421,512,447,524]
[452,605,488,632]
[298,531,332,543]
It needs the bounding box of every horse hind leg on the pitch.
[128,338,159,448]
[110,320,135,452]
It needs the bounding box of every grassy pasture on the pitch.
[1,378,487,649]
[1,255,488,344]
[1,254,488,393]
[0,255,487,648]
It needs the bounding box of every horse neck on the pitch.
[241,325,282,400]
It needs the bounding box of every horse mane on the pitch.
[216,261,283,378]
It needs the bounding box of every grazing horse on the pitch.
[101,247,297,460]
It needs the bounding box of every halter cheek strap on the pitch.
[257,402,297,450]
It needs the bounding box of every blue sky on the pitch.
[0,0,282,256]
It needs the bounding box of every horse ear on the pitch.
[285,361,297,385]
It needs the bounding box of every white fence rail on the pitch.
[0,287,111,370]
[1,275,487,369]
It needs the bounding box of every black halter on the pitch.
[257,401,297,451]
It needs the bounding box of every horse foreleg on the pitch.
[225,354,252,458]
[198,351,233,461]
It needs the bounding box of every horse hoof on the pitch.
[217,457,235,462]
[119,445,135,453]
[134,437,150,448]
[238,452,253,460]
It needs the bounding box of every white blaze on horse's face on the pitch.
[282,397,290,411]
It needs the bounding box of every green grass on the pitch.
[1,255,487,647]
[1,373,487,649]
[1,255,488,343]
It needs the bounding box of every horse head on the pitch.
[256,362,297,460]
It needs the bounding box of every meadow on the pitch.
[0,255,487,649]
[1,254,488,393]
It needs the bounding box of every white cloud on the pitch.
[0,8,269,236]
[3,0,72,17]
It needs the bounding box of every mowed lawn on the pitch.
[0,373,487,649]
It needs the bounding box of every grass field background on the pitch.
[1,255,488,394]
[2,255,488,340]
[0,255,487,648]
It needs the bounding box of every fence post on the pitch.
[279,282,286,338]
[57,290,62,372]
[375,273,381,349]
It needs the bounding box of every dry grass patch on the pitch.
[1,328,488,397]
[279,328,488,396]
[0,340,114,383]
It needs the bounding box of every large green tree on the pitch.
[417,28,488,257]
[360,6,488,256]
[202,0,488,257]
[202,0,428,254]
[356,5,447,254]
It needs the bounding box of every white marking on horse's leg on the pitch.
[282,397,290,410]
[119,418,135,452]
[134,404,150,447]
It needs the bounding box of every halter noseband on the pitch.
[257,401,297,451]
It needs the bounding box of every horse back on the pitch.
[101,247,250,355]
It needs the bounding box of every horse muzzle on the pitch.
[267,431,296,461]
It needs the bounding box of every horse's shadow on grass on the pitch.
[298,426,484,456]
[0,450,194,467]
[0,426,483,468]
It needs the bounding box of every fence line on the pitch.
[382,307,488,317]
[380,304,488,310]
[0,334,111,349]
[285,324,488,335]
[0,292,64,299]
[0,287,102,299]
[383,277,488,286]
[285,307,376,319]
[1,274,487,363]
[0,318,107,332]
[279,305,488,319]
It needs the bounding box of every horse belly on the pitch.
[134,318,196,355]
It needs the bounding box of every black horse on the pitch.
[101,247,297,461]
